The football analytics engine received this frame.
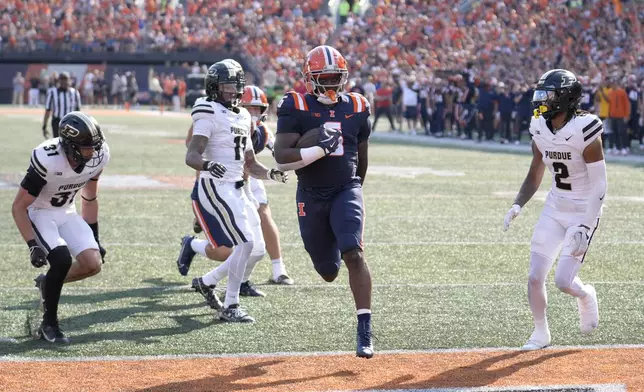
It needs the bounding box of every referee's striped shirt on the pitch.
[45,87,81,118]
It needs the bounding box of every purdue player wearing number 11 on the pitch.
[184,60,288,323]
[504,69,607,350]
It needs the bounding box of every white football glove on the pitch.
[503,204,521,231]
[565,225,590,257]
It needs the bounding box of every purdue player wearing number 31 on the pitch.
[183,60,288,323]
[11,112,109,343]
[504,69,606,350]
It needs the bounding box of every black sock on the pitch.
[43,247,72,325]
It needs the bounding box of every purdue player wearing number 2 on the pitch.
[11,112,109,343]
[183,60,287,323]
[504,69,606,350]
[273,45,374,358]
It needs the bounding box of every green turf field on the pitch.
[1,109,643,358]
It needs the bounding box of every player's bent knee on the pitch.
[77,249,102,276]
[47,246,73,271]
[554,273,573,294]
[314,263,340,282]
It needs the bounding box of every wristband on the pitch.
[27,239,38,249]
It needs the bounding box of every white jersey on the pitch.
[529,113,603,200]
[191,98,253,182]
[28,138,110,211]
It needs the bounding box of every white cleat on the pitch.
[578,284,599,334]
[521,329,551,350]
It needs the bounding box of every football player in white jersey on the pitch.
[180,60,288,323]
[504,69,607,350]
[11,111,110,343]
[178,86,294,290]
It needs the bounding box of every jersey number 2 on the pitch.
[553,162,572,190]
[50,190,79,207]
[323,122,344,156]
[234,136,247,160]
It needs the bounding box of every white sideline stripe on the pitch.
[1,344,644,362]
[1,240,644,248]
[340,386,626,392]
[1,280,643,292]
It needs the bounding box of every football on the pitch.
[294,127,325,149]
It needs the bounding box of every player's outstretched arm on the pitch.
[244,149,288,183]
[504,141,545,231]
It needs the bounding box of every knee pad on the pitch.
[47,246,72,269]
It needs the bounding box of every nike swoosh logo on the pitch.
[565,135,573,141]
[600,194,605,201]
[345,114,356,119]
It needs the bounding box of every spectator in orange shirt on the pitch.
[608,82,631,155]
[177,77,187,108]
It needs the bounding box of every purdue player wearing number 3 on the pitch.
[504,69,606,350]
[11,112,109,343]
[273,46,374,358]
[183,60,287,323]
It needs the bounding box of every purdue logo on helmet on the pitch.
[532,69,582,120]
[205,59,246,108]
[58,111,105,168]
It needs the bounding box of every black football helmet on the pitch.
[532,69,582,120]
[58,111,105,168]
[205,59,246,108]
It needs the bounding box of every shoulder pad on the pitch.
[577,113,603,148]
[343,92,370,114]
[277,91,309,114]
[31,141,59,178]
[528,116,543,136]
[191,98,215,121]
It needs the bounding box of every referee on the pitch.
[42,72,81,138]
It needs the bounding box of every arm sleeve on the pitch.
[357,116,372,143]
[581,160,607,228]
[20,165,47,197]
[581,116,603,149]
[276,94,303,134]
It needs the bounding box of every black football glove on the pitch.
[27,240,47,268]
[268,169,288,183]
[89,222,107,264]
[203,161,227,178]
[318,128,341,155]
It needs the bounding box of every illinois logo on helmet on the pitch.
[241,85,269,124]
[302,45,348,105]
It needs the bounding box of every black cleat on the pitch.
[193,218,203,234]
[356,321,374,359]
[191,277,222,310]
[240,281,266,297]
[177,235,196,276]
[38,321,70,344]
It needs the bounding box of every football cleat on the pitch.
[191,277,222,310]
[219,304,255,323]
[578,285,599,334]
[521,329,551,350]
[177,235,196,276]
[240,281,266,297]
[38,321,70,344]
[193,218,203,234]
[356,321,374,358]
[269,274,294,285]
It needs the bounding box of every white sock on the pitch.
[224,241,253,308]
[190,238,208,257]
[271,258,287,278]
[243,252,265,282]
[202,258,230,286]
[528,252,555,332]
